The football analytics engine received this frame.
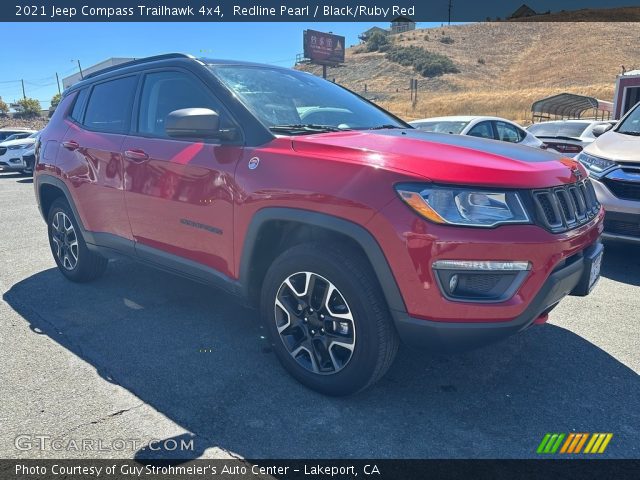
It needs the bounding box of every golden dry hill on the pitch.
[298,22,640,124]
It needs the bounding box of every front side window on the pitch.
[617,103,640,135]
[83,76,137,133]
[138,70,231,137]
[210,65,404,132]
[467,121,494,139]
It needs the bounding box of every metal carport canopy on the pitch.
[531,93,613,119]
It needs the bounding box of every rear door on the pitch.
[122,68,243,278]
[59,75,138,243]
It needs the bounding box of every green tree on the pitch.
[0,98,8,116]
[15,97,41,117]
[385,46,459,78]
[366,31,390,52]
[51,93,61,109]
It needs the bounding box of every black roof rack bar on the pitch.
[82,53,194,80]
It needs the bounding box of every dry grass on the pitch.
[381,84,616,125]
[299,22,640,124]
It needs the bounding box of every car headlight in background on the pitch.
[396,184,530,227]
[577,152,617,177]
[7,143,31,150]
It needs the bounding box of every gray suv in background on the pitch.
[578,102,640,243]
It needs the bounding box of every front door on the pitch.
[122,69,242,278]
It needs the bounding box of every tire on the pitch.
[260,242,399,396]
[47,197,108,282]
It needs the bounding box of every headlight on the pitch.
[7,144,26,150]
[396,184,530,228]
[577,152,617,177]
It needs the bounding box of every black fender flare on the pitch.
[35,174,88,233]
[239,207,407,317]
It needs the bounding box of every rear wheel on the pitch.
[47,198,108,282]
[261,242,399,396]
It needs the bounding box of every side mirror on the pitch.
[592,123,613,137]
[165,108,220,138]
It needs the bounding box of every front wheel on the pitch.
[260,242,399,396]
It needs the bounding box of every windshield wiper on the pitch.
[617,130,640,136]
[269,124,345,133]
[367,124,402,130]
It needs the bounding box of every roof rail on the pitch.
[82,53,194,80]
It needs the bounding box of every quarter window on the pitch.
[69,88,89,123]
[83,76,137,133]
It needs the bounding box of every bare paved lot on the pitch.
[0,171,638,459]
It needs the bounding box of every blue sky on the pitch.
[0,22,444,108]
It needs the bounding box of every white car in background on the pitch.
[526,120,618,157]
[0,131,39,174]
[410,116,545,149]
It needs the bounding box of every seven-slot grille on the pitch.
[531,179,600,232]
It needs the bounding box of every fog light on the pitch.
[432,260,531,303]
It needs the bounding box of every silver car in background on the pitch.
[578,102,640,243]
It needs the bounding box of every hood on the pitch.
[583,130,640,164]
[291,129,583,189]
[0,137,36,148]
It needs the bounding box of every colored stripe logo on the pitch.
[537,433,613,454]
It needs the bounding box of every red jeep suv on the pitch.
[34,54,604,395]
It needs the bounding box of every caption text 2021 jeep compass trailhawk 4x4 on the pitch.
[34,54,604,395]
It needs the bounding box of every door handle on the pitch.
[62,140,79,151]
[124,149,150,163]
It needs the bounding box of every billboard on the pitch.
[303,29,345,65]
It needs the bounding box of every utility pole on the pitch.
[55,73,61,94]
[77,60,84,79]
[21,79,26,99]
[448,0,453,25]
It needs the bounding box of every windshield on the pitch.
[210,65,404,133]
[4,133,30,141]
[527,122,591,138]
[617,103,640,135]
[412,120,468,134]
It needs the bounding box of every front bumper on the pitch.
[0,155,27,171]
[395,241,604,352]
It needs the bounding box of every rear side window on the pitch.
[495,121,523,143]
[69,88,89,123]
[84,76,137,133]
[467,121,494,139]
